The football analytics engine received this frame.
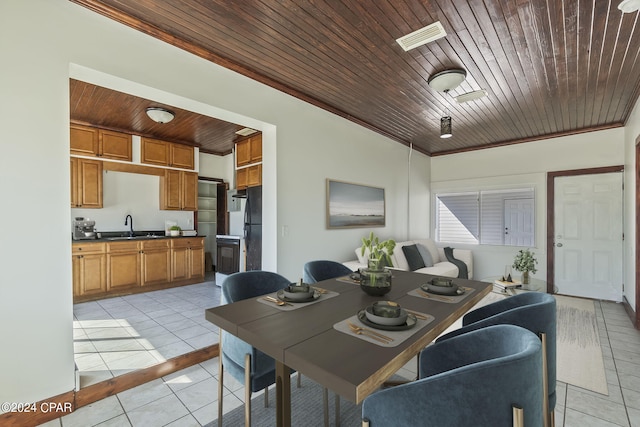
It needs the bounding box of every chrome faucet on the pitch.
[124,215,134,237]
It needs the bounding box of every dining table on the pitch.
[205,269,492,427]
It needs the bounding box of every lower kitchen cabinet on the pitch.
[72,243,107,297]
[106,241,140,291]
[141,239,171,286]
[72,237,205,302]
[171,238,205,281]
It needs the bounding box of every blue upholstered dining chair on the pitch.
[302,260,352,427]
[437,292,557,427]
[217,270,291,427]
[302,259,353,284]
[362,324,544,427]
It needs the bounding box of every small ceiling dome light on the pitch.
[428,69,467,92]
[618,0,640,12]
[440,116,452,138]
[146,107,175,123]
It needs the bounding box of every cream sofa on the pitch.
[343,238,473,279]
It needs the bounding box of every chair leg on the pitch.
[264,385,269,408]
[218,330,224,427]
[297,372,302,388]
[512,405,524,427]
[335,394,341,426]
[244,354,252,427]
[540,332,550,427]
[323,387,329,427]
[550,408,556,427]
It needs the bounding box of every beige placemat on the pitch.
[333,310,434,347]
[407,286,476,304]
[336,275,361,285]
[257,288,339,311]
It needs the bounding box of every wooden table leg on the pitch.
[275,361,291,427]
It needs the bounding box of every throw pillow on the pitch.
[416,243,434,267]
[402,244,426,271]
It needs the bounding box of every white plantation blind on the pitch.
[436,193,479,244]
[436,188,535,246]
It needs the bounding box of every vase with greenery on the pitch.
[360,231,396,270]
[359,232,395,295]
[512,249,538,284]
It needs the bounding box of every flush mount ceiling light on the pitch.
[235,127,258,136]
[440,116,452,138]
[428,69,467,93]
[455,89,488,104]
[146,107,175,124]
[618,0,640,12]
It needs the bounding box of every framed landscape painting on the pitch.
[326,179,385,228]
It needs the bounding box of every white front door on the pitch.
[554,172,623,301]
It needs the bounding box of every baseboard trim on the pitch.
[0,344,219,427]
[622,296,638,329]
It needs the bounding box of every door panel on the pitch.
[554,173,623,301]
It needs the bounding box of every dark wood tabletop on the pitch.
[205,270,492,426]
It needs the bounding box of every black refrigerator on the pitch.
[244,185,262,271]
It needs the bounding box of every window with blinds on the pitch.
[436,188,535,246]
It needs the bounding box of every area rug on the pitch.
[555,295,608,395]
[205,375,362,427]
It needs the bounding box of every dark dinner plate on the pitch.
[357,309,417,331]
[277,289,320,303]
[420,282,465,296]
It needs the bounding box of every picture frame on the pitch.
[326,179,385,228]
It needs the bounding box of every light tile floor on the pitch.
[42,296,640,426]
[73,273,220,388]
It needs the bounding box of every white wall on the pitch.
[431,128,626,282]
[624,97,640,312]
[0,0,430,405]
[72,171,194,232]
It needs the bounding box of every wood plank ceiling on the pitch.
[70,0,640,156]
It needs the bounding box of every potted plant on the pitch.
[512,249,538,284]
[360,231,395,270]
[169,225,181,237]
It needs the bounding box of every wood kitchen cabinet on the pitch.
[73,237,204,302]
[160,169,198,211]
[141,239,171,286]
[70,124,132,161]
[72,243,106,298]
[236,164,262,189]
[141,137,195,170]
[171,238,205,282]
[70,157,103,208]
[235,134,262,167]
[106,241,140,291]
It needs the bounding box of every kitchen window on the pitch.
[435,188,535,247]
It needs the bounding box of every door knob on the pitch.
[556,243,563,247]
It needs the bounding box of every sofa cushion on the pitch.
[414,262,459,277]
[402,244,426,271]
[391,241,415,271]
[414,239,440,264]
[355,248,369,265]
[416,243,434,267]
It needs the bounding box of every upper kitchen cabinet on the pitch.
[160,169,198,211]
[141,137,195,170]
[235,134,262,167]
[70,124,132,162]
[71,157,103,208]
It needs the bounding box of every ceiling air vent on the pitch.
[235,127,257,136]
[396,21,447,51]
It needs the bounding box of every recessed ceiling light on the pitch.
[428,69,467,92]
[396,21,447,51]
[146,107,175,123]
[455,89,488,103]
[618,0,640,13]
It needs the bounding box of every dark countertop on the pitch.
[72,231,203,242]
